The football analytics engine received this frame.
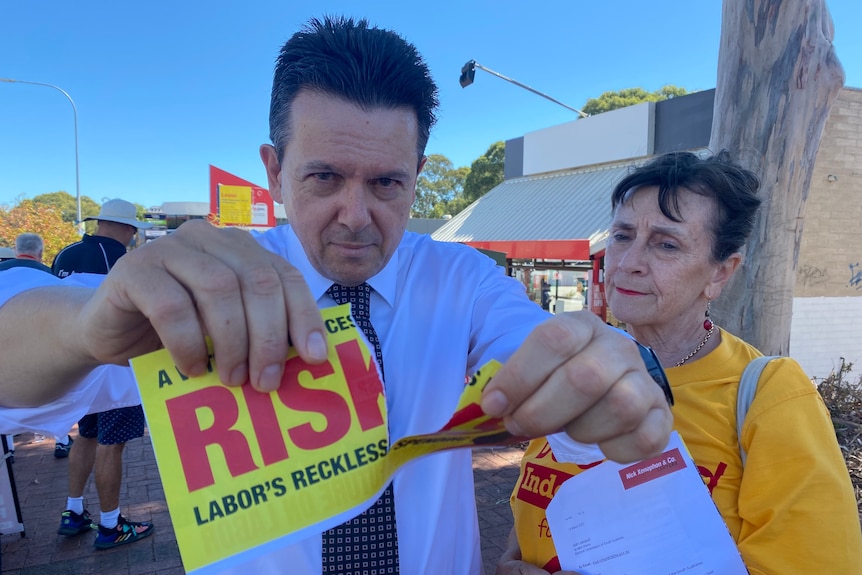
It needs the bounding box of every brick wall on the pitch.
[790,88,862,377]
[795,88,862,297]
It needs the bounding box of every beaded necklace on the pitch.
[674,324,715,367]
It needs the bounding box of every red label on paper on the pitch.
[619,447,687,489]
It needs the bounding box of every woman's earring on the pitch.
[704,299,714,331]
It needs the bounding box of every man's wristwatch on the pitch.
[634,341,674,406]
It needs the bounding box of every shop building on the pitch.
[432,88,862,378]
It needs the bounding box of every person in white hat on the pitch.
[52,199,152,278]
[0,246,15,262]
[50,198,155,549]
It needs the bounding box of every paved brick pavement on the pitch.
[1,431,524,574]
[1,431,181,575]
[472,444,526,574]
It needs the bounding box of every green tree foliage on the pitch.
[581,85,689,116]
[412,154,469,218]
[656,85,689,100]
[29,191,146,234]
[463,141,505,204]
[30,191,100,224]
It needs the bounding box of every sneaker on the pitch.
[57,509,94,536]
[54,436,74,459]
[94,515,154,550]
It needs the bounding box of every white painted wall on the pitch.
[522,102,654,176]
[161,201,210,216]
[789,296,862,379]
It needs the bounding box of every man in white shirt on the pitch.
[0,16,672,574]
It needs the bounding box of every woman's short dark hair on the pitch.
[610,151,762,262]
[268,15,439,164]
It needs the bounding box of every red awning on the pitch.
[464,239,590,260]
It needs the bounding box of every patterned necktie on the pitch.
[322,283,399,574]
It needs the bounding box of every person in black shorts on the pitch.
[52,199,156,549]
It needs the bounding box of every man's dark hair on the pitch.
[611,151,762,262]
[269,15,439,164]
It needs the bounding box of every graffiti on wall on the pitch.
[793,262,862,291]
[849,263,862,290]
[797,264,831,287]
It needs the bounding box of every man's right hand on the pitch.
[77,220,328,392]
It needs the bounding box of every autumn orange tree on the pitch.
[206,212,226,228]
[0,200,81,264]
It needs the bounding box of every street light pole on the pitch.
[459,60,589,118]
[0,78,83,235]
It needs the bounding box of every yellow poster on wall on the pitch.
[217,184,252,225]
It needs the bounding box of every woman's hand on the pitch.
[495,528,580,575]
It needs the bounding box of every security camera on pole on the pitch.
[458,60,589,118]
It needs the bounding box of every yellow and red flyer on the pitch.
[130,304,520,574]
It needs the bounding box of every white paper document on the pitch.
[546,431,747,575]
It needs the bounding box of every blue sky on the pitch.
[1,1,859,210]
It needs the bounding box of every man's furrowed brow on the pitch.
[301,160,337,173]
[375,168,412,181]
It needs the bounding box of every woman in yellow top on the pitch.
[498,151,862,575]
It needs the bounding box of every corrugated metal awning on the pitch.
[431,162,634,260]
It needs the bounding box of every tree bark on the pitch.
[709,0,844,354]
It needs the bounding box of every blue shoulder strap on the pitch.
[737,356,778,466]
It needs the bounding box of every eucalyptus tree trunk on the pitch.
[709,0,845,354]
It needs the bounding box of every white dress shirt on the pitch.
[245,226,550,574]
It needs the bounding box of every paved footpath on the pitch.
[1,431,524,575]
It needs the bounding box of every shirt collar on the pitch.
[285,226,397,308]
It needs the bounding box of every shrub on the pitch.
[816,360,862,521]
